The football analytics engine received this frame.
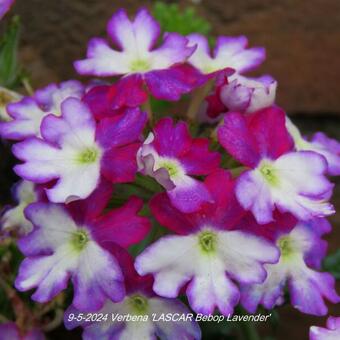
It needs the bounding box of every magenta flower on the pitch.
[137,117,220,213]
[0,0,14,20]
[0,322,44,340]
[15,182,151,311]
[187,34,265,76]
[241,219,340,316]
[12,97,147,203]
[65,250,201,340]
[310,316,340,340]
[218,107,335,224]
[287,117,340,176]
[83,77,148,120]
[135,170,279,315]
[75,8,202,102]
[0,80,84,140]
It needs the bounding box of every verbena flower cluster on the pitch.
[0,7,339,340]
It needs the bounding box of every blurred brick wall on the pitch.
[6,0,340,115]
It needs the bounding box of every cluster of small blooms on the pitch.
[0,7,339,340]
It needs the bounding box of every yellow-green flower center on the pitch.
[198,230,217,254]
[130,59,150,72]
[160,161,179,177]
[71,229,89,251]
[128,294,149,315]
[77,147,99,164]
[278,235,294,259]
[259,163,279,186]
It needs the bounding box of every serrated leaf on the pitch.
[323,249,340,279]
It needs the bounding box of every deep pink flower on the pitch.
[137,117,221,212]
[218,107,334,223]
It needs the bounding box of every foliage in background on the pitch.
[0,16,25,88]
[153,2,211,36]
[323,249,340,279]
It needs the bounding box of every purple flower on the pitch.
[65,251,201,340]
[241,219,340,316]
[218,107,335,224]
[287,117,340,176]
[0,0,14,20]
[187,34,265,76]
[75,8,202,101]
[15,182,151,311]
[135,170,279,315]
[0,80,84,140]
[310,316,340,340]
[137,117,220,213]
[12,97,147,203]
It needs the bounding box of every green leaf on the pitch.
[323,249,340,279]
[153,2,211,36]
[0,16,23,88]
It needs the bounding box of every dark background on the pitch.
[1,1,340,339]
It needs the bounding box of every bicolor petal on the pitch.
[187,34,265,75]
[241,222,340,315]
[135,229,278,315]
[138,118,220,212]
[287,117,340,176]
[15,202,130,311]
[0,81,84,140]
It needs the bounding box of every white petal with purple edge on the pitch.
[14,98,103,202]
[237,152,334,223]
[135,228,278,315]
[187,35,265,75]
[16,203,124,310]
[76,9,192,77]
[241,224,340,315]
[287,117,340,176]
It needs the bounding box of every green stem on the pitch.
[135,173,162,193]
[186,79,214,122]
[21,77,34,96]
[142,95,153,125]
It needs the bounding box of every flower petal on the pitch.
[92,196,151,248]
[145,64,204,101]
